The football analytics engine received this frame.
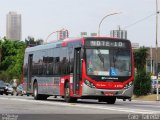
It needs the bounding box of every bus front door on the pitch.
[27,54,33,92]
[73,48,81,95]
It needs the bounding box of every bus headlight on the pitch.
[124,81,133,89]
[84,80,96,88]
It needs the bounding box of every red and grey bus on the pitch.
[23,37,134,104]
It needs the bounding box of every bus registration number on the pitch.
[104,92,115,96]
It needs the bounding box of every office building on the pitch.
[6,12,21,40]
[110,26,127,39]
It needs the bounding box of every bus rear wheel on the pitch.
[64,82,77,103]
[33,82,41,100]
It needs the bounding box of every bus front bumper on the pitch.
[82,83,133,99]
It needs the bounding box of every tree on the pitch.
[7,41,26,80]
[0,36,43,83]
[134,47,148,69]
[134,47,151,96]
[25,36,43,46]
[0,39,26,83]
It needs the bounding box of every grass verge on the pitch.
[132,94,160,101]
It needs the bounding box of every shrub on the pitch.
[134,68,151,96]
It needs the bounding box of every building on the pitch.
[110,26,127,39]
[6,12,21,40]
[146,47,160,75]
[132,43,140,49]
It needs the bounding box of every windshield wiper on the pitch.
[97,49,104,68]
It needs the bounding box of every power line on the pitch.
[123,12,156,29]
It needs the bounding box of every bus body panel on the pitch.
[82,83,133,98]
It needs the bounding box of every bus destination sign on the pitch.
[85,40,129,48]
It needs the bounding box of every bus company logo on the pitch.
[101,77,106,80]
[101,77,118,80]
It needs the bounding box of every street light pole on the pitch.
[45,31,58,43]
[97,12,121,36]
[156,0,159,101]
[45,28,65,43]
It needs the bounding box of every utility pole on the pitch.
[155,0,159,101]
[150,46,152,73]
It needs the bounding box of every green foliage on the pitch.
[134,47,151,96]
[134,47,148,69]
[0,37,43,83]
[134,68,151,96]
[25,36,43,46]
[0,39,26,83]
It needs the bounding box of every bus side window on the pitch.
[70,58,74,73]
[52,57,56,75]
[47,49,54,75]
[38,59,43,75]
[43,56,47,75]
[55,57,60,75]
[48,57,54,75]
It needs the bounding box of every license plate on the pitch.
[104,92,115,96]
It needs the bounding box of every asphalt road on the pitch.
[0,95,160,120]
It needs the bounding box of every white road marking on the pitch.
[134,104,160,108]
[132,100,160,103]
[0,97,159,114]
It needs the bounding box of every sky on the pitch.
[0,0,159,47]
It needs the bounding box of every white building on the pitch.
[6,12,21,40]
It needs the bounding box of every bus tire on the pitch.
[33,82,41,100]
[106,97,116,104]
[40,95,48,100]
[64,82,77,103]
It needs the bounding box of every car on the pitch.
[16,84,25,96]
[0,80,6,95]
[151,79,160,94]
[4,83,14,95]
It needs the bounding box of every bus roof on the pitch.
[25,40,61,53]
[25,37,82,53]
[25,36,130,53]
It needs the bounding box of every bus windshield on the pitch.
[86,49,131,76]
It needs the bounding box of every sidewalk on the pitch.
[132,94,160,101]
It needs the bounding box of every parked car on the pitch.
[16,84,25,96]
[151,79,160,94]
[4,83,14,95]
[0,80,6,95]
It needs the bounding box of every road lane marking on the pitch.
[132,100,160,103]
[0,97,159,114]
[134,104,160,108]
